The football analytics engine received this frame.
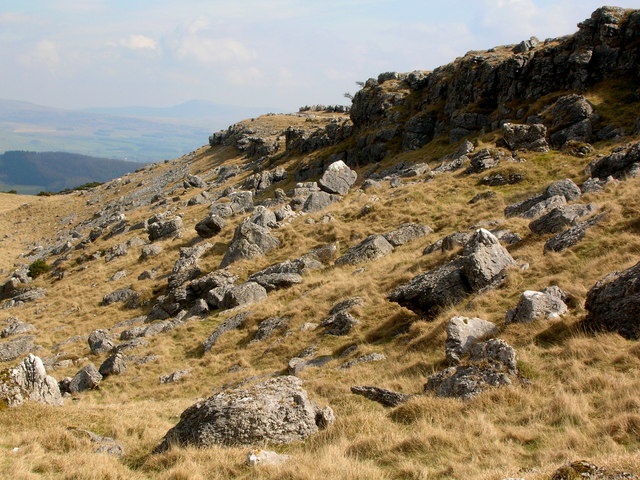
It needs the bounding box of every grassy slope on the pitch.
[0,110,639,480]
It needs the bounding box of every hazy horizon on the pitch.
[3,1,639,113]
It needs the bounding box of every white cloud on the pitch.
[225,66,264,86]
[19,40,60,70]
[110,34,157,50]
[187,16,209,34]
[175,36,255,64]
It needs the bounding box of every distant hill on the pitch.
[82,99,268,126]
[0,150,142,193]
[0,99,270,163]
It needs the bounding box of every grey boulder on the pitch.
[220,218,280,268]
[318,160,357,195]
[445,316,497,365]
[155,376,334,451]
[505,290,568,324]
[502,123,549,152]
[583,261,640,340]
[335,235,394,266]
[0,354,63,407]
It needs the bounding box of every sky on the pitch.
[1,0,639,113]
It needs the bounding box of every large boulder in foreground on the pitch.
[389,229,514,318]
[155,376,334,451]
[0,354,63,407]
[583,262,640,339]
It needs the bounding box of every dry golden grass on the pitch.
[1,110,640,479]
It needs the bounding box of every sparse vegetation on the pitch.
[27,259,51,278]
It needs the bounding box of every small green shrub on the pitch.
[27,259,51,278]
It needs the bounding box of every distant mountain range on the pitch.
[0,151,142,194]
[0,99,273,163]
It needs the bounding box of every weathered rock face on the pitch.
[98,352,127,377]
[544,213,606,253]
[195,215,226,239]
[502,123,549,152]
[445,316,497,365]
[155,376,334,451]
[346,7,640,165]
[425,339,519,399]
[390,229,514,318]
[589,141,640,180]
[0,336,35,362]
[383,223,432,247]
[335,235,394,266]
[544,94,597,148]
[220,218,281,268]
[0,354,63,407]
[147,216,184,242]
[583,261,640,339]
[350,385,412,407]
[1,320,35,338]
[505,290,568,324]
[88,329,114,354]
[529,204,597,235]
[67,364,102,393]
[318,160,358,195]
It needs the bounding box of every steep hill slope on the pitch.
[0,7,640,480]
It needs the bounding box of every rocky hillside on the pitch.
[1,6,640,480]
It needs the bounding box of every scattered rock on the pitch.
[68,428,125,456]
[251,317,289,343]
[155,376,334,450]
[544,213,606,253]
[140,244,163,259]
[220,218,281,268]
[147,216,184,242]
[320,311,359,336]
[160,368,192,384]
[383,223,432,247]
[505,290,568,324]
[391,229,515,318]
[318,160,358,195]
[551,460,638,480]
[302,191,342,213]
[0,336,35,362]
[338,353,386,369]
[589,141,640,180]
[195,214,226,238]
[249,272,303,292]
[98,352,127,377]
[1,320,35,338]
[288,355,333,375]
[104,243,128,263]
[351,385,412,407]
[67,364,102,393]
[583,261,640,339]
[246,449,290,467]
[221,282,268,309]
[335,235,394,266]
[529,204,597,235]
[425,339,519,399]
[202,312,251,353]
[88,329,115,354]
[545,179,582,201]
[101,288,139,308]
[502,123,549,152]
[109,270,128,281]
[0,354,63,407]
[445,316,497,365]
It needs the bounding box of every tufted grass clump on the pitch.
[27,259,51,279]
